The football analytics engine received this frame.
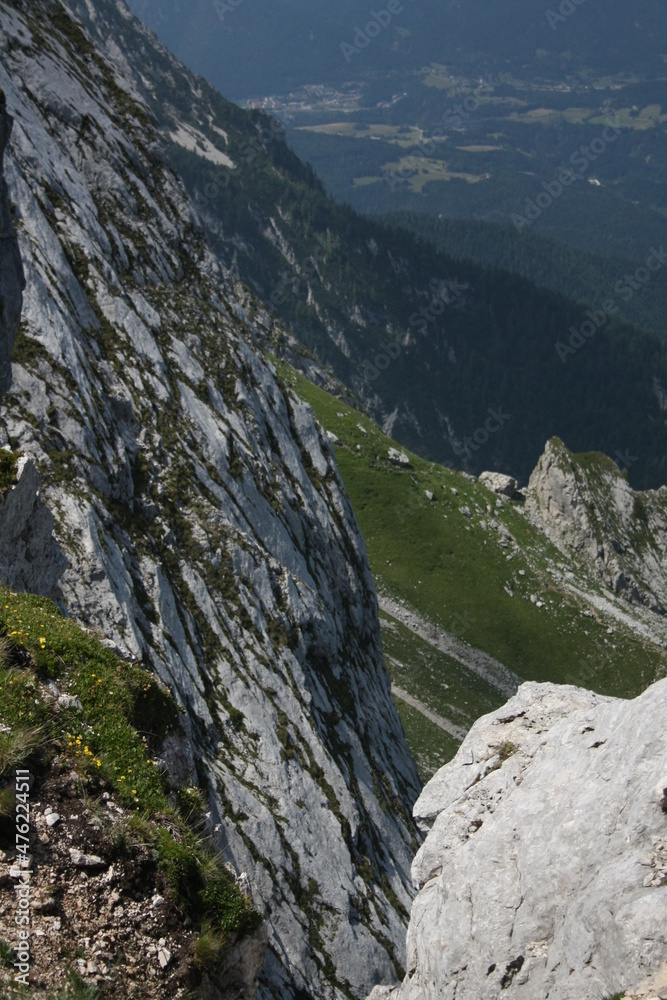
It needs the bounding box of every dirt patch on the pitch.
[0,761,202,998]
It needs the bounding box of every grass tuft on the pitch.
[193,922,226,969]
[0,939,15,968]
[0,723,49,778]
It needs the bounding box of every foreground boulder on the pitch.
[370,678,667,1000]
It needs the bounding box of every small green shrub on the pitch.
[199,873,262,933]
[0,451,18,498]
[156,826,261,934]
[497,741,519,762]
[156,827,204,911]
[193,923,225,969]
[0,938,15,968]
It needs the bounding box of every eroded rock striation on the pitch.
[0,2,420,996]
[526,436,667,612]
[371,678,667,1000]
[0,89,24,396]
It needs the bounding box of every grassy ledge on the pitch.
[0,585,260,997]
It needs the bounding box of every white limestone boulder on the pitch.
[376,678,667,1000]
[479,471,518,497]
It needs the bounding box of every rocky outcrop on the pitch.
[0,3,420,997]
[0,456,66,599]
[370,678,667,1000]
[526,437,667,612]
[0,90,24,397]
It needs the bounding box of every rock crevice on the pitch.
[0,92,24,398]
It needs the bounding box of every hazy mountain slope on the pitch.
[286,102,667,267]
[124,0,667,272]
[51,1,667,492]
[125,0,667,98]
[0,2,422,996]
[70,2,667,487]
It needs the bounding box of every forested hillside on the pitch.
[381,213,667,342]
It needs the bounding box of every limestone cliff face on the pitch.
[0,2,420,997]
[0,91,24,397]
[371,678,667,1000]
[526,437,667,612]
[0,455,67,599]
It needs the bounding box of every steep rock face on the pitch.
[0,456,67,598]
[0,2,421,997]
[526,437,667,612]
[0,91,24,396]
[371,679,667,1000]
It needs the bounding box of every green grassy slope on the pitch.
[278,363,667,777]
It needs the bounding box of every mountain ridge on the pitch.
[0,2,421,995]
